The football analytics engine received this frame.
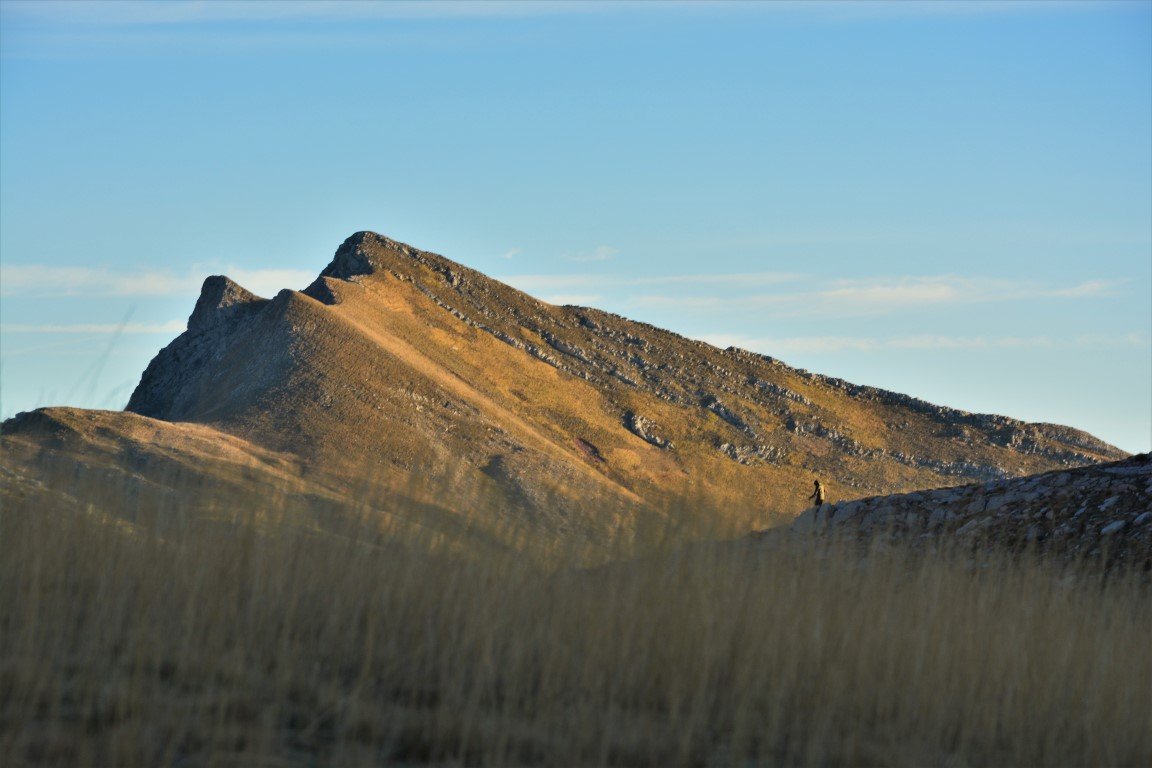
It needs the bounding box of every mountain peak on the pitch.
[114,231,1128,524]
[317,231,477,294]
[188,275,267,333]
[321,231,422,280]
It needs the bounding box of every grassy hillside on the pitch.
[3,484,1149,767]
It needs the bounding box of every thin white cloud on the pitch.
[819,280,961,308]
[0,265,198,297]
[1073,332,1152,349]
[695,333,1146,355]
[2,321,187,335]
[1,0,1102,61]
[226,268,314,297]
[820,275,1121,308]
[566,246,619,263]
[0,0,608,26]
[695,335,885,354]
[762,0,1099,22]
[1,0,1090,26]
[1048,279,1118,298]
[540,294,604,307]
[638,272,805,286]
[501,248,522,260]
[499,274,604,292]
[499,271,802,293]
[887,335,1054,350]
[0,264,314,298]
[632,275,1125,317]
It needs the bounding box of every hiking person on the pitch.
[808,479,826,508]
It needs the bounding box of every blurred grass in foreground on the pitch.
[2,483,1150,767]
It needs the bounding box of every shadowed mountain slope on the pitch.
[788,452,1151,570]
[2,231,1127,543]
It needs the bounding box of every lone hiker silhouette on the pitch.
[808,479,826,509]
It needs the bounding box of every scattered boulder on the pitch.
[623,411,673,449]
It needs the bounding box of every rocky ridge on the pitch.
[790,453,1152,569]
[257,231,1125,488]
[4,230,1131,543]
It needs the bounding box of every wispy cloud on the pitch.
[1,0,1089,26]
[0,266,200,297]
[540,294,604,307]
[886,335,1055,350]
[565,246,619,263]
[501,248,522,260]
[226,268,316,297]
[0,1,618,59]
[757,0,1099,22]
[820,275,1121,308]
[2,321,187,335]
[1072,332,1152,349]
[0,1,607,25]
[499,271,802,293]
[1047,280,1119,298]
[499,274,603,292]
[695,332,1148,355]
[3,0,1101,62]
[635,272,805,286]
[632,275,1125,317]
[0,264,314,298]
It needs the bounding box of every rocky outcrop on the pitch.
[798,371,1121,466]
[790,453,1152,570]
[623,411,673,449]
[718,442,787,466]
[126,282,296,422]
[188,276,267,333]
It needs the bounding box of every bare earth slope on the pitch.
[1,231,1127,542]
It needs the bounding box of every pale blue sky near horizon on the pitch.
[1,0,1149,452]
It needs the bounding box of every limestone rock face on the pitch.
[624,411,673,449]
[790,453,1152,569]
[320,231,382,280]
[188,275,267,334]
[126,279,292,424]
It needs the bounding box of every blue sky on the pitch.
[1,0,1149,452]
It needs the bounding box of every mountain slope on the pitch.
[789,452,1151,569]
[2,231,1127,543]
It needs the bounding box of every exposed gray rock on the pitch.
[750,379,812,406]
[1100,520,1127,536]
[127,278,294,421]
[718,442,787,465]
[701,395,753,434]
[623,411,673,449]
[782,453,1152,570]
[188,275,267,334]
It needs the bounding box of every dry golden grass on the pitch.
[2,482,1151,767]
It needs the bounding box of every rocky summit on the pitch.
[1,231,1130,546]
